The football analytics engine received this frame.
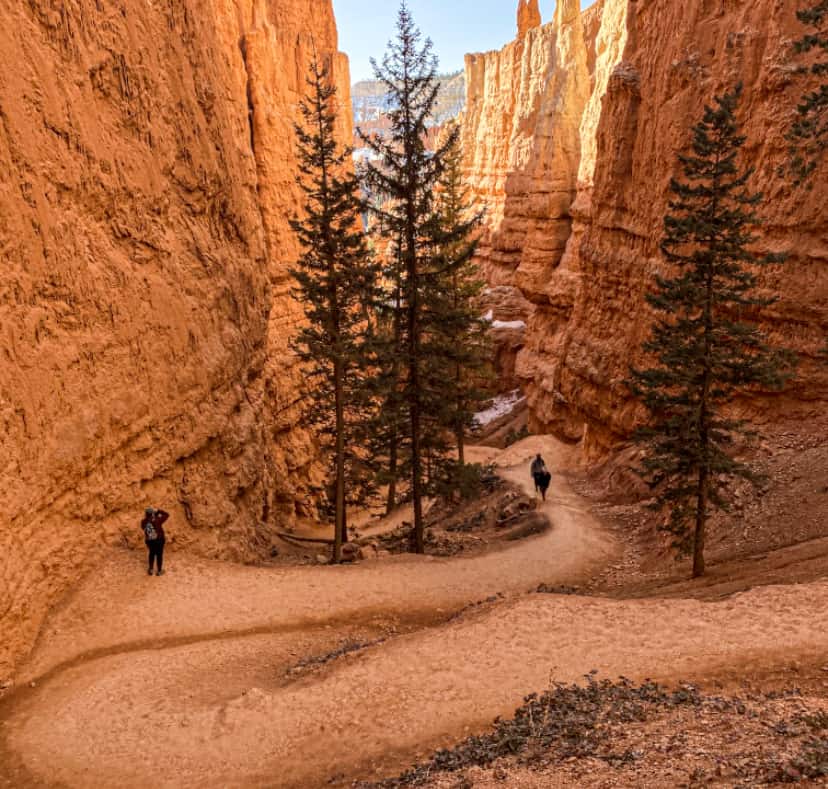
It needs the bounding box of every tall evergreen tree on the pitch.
[630,85,795,579]
[431,128,490,469]
[358,3,473,552]
[291,57,380,563]
[788,1,828,182]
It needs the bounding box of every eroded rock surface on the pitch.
[0,0,350,677]
[463,0,590,302]
[517,0,541,38]
[464,0,828,455]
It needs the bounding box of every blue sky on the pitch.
[333,1,595,82]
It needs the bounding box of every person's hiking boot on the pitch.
[156,569,164,576]
[147,568,153,576]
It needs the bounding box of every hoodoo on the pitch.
[517,0,541,37]
[0,0,351,678]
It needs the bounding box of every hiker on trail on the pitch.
[141,507,169,576]
[530,454,552,502]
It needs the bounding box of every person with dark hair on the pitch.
[530,454,552,502]
[141,507,169,576]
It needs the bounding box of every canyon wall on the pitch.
[0,0,350,678]
[462,0,595,383]
[465,0,828,456]
[463,0,590,300]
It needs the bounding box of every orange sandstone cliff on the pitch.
[463,0,593,384]
[464,0,828,456]
[0,0,350,678]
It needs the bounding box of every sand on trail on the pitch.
[2,436,828,789]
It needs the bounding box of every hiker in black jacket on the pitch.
[530,454,552,502]
[141,507,169,576]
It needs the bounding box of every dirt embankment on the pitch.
[574,416,828,601]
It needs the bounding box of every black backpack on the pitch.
[143,519,158,541]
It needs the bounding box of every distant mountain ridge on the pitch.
[352,69,465,129]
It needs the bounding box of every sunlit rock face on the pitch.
[465,0,828,457]
[517,0,542,38]
[0,0,350,677]
[463,0,589,299]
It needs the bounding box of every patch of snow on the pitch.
[491,319,527,330]
[482,310,494,322]
[474,389,526,428]
[352,147,380,163]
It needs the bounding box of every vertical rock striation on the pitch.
[464,0,828,456]
[463,0,589,301]
[462,0,612,423]
[0,0,350,677]
[518,0,629,443]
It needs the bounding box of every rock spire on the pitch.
[517,0,541,37]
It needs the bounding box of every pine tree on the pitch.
[630,85,795,579]
[431,128,490,470]
[358,3,474,552]
[290,57,380,563]
[788,1,828,183]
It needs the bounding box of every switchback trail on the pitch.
[2,436,827,788]
[13,437,614,685]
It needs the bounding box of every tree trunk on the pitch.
[333,359,345,564]
[407,227,424,554]
[693,467,708,578]
[455,356,465,468]
[385,425,398,516]
[409,299,425,552]
[385,277,403,516]
[411,402,424,554]
[694,233,715,579]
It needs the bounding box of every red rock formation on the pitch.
[463,0,590,300]
[517,0,541,38]
[479,286,533,392]
[0,0,350,678]
[465,0,828,457]
[463,0,595,408]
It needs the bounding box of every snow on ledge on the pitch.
[491,319,527,330]
[474,389,526,427]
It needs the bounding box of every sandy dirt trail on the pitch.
[2,437,828,789]
[14,437,613,684]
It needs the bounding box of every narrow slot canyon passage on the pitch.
[2,0,827,787]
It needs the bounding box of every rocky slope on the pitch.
[463,0,828,456]
[0,0,350,678]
